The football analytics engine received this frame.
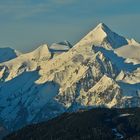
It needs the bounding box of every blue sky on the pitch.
[0,0,140,52]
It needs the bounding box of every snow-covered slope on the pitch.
[0,47,20,63]
[0,23,140,135]
[115,39,140,64]
[0,44,51,81]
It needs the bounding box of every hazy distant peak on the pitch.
[49,40,72,52]
[58,40,72,47]
[0,47,21,63]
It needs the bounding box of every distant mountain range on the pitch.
[0,23,140,138]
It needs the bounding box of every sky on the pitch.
[0,0,140,52]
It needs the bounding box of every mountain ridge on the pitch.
[0,23,140,138]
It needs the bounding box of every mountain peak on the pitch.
[95,22,109,30]
[36,44,49,51]
[74,23,128,49]
[30,44,51,60]
[93,23,114,37]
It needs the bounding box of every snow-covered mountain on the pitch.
[0,23,140,135]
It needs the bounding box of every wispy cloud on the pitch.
[0,0,77,20]
[0,2,48,19]
[51,0,77,5]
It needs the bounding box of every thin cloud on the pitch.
[51,0,77,5]
[0,2,50,19]
[0,0,77,20]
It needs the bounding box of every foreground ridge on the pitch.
[4,108,140,140]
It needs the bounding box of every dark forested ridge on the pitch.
[3,108,140,140]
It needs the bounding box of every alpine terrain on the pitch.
[0,23,140,138]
